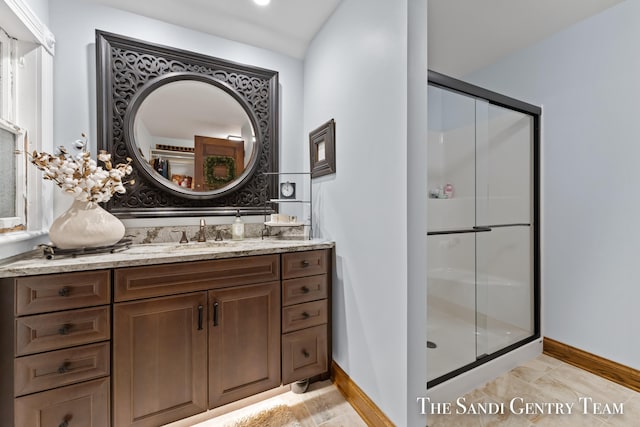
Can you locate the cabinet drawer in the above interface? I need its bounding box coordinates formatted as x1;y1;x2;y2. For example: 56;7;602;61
115;255;280;301
282;275;328;306
16;271;110;316
282;250;328;279
16;306;110;356
15;377;110;427
282;325;328;384
282;300;327;333
15;342;110;397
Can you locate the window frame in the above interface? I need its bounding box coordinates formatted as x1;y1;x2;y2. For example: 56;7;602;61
0;0;54;259
0;121;26;231
0;28;15;121
0;28;26;232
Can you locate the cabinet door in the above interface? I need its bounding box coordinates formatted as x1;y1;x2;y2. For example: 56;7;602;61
113;292;207;427
209;282;280;408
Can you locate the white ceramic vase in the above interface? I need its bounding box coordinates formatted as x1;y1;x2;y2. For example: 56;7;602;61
49;199;125;249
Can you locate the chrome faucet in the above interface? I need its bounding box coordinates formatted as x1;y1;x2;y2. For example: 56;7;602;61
197;219;207;242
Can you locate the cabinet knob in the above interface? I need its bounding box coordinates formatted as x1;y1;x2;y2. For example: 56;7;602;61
58;324;72;335
58;362;71;374
59;414;72;427
301;260;310;267
302;349;310;358
301;311;311;319
58;286;70;297
301;286;310;294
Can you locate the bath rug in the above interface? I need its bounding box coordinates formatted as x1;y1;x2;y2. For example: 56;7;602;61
231;404;301;427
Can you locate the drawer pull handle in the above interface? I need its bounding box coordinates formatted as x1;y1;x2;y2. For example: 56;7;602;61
58;362;71;374
302;349;310;358
58;286;71;297
301;286;310;294
59;414;72;427
301;260;310;267
197;305;204;330
58;324;72;335
213;302;219;327
301;311;311;319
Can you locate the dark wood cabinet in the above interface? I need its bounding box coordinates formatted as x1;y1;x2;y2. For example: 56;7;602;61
282;249;328;279
14;342;110;397
1;247;332;427
112;254;284;424
113;255;279;302
1;270;112;427
14;378;110;427
281;251;330;385
15;306;110;356
208;282;281;408
15;270;110;315
112;292;208;427
282;325;328;384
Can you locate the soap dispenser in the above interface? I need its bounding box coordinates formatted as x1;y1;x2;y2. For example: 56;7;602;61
231;210;245;241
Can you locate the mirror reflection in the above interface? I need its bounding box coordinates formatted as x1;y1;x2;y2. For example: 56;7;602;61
133;80;256;191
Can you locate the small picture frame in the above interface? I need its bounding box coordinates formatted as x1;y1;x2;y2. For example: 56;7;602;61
309;119;336;178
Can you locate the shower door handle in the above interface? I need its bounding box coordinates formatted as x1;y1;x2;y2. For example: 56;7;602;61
477;223;530;229
427;226;492;236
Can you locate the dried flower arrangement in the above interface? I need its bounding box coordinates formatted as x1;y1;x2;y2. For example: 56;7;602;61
29;133;134;204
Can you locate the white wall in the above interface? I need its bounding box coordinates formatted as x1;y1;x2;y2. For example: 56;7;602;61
304;0;428;424
406;0;428;425
466;0;639;370
24;0;49;27
49;0;304;220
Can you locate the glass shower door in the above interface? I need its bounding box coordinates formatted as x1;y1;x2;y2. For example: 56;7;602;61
427;86;479;382
427;81;537;386
475;103;535;357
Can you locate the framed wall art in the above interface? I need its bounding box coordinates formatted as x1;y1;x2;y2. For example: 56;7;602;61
309;119;336;178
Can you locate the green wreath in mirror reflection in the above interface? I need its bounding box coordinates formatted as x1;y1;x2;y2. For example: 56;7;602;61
204;156;236;186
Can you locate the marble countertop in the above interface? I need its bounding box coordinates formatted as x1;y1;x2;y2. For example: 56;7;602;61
0;238;335;278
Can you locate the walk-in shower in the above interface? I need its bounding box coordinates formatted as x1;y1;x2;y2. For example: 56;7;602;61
426;71;540;389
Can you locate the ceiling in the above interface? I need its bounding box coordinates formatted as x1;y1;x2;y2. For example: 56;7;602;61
85;0;623;71
137;80;252;141
428;0;625;77
82;0;342;59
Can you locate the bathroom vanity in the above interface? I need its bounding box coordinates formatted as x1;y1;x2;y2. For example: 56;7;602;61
0;240;333;427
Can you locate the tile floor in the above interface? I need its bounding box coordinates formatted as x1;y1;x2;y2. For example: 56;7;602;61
188;380;368;427
174;354;639;426
427;354;640;426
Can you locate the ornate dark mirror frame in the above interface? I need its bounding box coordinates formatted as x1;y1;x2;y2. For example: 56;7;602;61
96;30;279;218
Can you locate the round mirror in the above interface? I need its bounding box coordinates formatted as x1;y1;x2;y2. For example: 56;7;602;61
124;72;261;199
